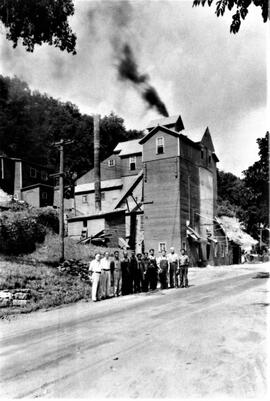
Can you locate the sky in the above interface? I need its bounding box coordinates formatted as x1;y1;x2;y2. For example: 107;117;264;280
0;0;267;177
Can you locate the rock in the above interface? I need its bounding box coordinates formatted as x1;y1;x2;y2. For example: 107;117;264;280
0;291;13;299
13;299;29;307
14;292;30;300
0;298;11;307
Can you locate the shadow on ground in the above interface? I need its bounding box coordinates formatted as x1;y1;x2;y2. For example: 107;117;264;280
252;272;269;279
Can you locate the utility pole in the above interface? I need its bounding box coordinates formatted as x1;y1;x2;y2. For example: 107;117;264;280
94;114;101;212
51;139;74;262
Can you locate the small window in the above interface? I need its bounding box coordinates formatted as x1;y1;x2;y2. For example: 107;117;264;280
0;158;4;179
41;191;47;200
201;149;204;159
208;154;211;164
156;137;164;154
159;242;166;252
41;170;48;181
108;159;115;167
221;244;225;257
129;156;136;171
42;171;48;181
82;195;88;203
30;167;37;178
101;192;105;200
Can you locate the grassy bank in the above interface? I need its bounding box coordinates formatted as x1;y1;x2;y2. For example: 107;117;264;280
0;260;92;318
26;233;121;264
0;234;124;318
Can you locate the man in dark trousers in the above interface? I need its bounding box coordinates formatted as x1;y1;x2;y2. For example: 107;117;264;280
121;250;131;295
157;249;169;289
179;248;190;288
136;253;145;292
110;250;121;297
142;252;150;292
130;250;140;293
148;248;158;290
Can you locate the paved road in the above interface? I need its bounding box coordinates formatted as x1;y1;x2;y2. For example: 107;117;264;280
0;264;269;398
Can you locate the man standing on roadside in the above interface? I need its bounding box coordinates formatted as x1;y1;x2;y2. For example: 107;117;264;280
157;249;169;289
137;253;145;292
142;252;150;292
121;250;131;295
179;248;190;288
89;253;102;302
111;250;121;297
167;247;179;288
101;251;111;299
130;251;139;293
148;249;158;290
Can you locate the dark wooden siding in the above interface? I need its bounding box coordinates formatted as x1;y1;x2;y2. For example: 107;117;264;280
77;154;122;184
120;154;143;177
144;157;181;252
143;130;179;162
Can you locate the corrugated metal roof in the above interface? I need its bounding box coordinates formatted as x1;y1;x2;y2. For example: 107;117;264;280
113;139;142;156
75;178;123;194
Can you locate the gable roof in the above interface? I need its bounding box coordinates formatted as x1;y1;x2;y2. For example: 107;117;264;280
146;115;185;132
113;138;142;157
201;127;215;152
139;125;180;144
75;178;123;194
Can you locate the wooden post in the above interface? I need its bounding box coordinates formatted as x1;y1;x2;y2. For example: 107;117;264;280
94;114;101;212
59;139;65;262
51;139;74;263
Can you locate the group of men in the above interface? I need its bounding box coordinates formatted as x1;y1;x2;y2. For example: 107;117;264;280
89;247;190;302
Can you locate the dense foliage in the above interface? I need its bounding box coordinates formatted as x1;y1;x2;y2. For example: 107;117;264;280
0;207;59;255
193;0;268;33
217;132;269;239
0;75;143;184
0;0;76;53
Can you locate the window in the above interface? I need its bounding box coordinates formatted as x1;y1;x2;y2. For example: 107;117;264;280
156;137;164;154
214;243;218;258
30;167;37;178
41;170;48;181
41;191;47;200
129;156;136;171
201;149;204;159
82;195;88;203
208;153;212;164
159;242;166;252
101;192;105;200
221;244;225;257
108;159;115;167
0;158;4;179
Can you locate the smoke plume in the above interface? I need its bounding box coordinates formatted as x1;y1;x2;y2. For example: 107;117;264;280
118;43;169;117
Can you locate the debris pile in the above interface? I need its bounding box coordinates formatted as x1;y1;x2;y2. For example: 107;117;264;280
0;289;31;308
57;259;90;281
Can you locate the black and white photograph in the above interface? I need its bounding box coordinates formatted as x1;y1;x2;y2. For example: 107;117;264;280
0;0;269;398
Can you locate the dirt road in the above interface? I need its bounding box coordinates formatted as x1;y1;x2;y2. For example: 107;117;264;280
0;263;269;398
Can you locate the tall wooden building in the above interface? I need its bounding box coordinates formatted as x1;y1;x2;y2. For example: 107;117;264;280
69;114;240;265
140;115;219;265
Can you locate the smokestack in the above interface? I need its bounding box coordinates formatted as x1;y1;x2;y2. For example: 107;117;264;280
94;114;101;212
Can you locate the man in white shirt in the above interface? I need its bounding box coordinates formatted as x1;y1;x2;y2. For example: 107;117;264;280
89;253;102;302
167;247;179;288
101;251;111;299
157;249;169;289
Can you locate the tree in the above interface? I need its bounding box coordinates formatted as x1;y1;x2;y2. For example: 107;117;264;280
0;0;76;54
0;75;144;186
193;0;268;33
241;132;269;237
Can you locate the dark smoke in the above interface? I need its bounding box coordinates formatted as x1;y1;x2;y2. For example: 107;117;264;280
118;44;169;117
